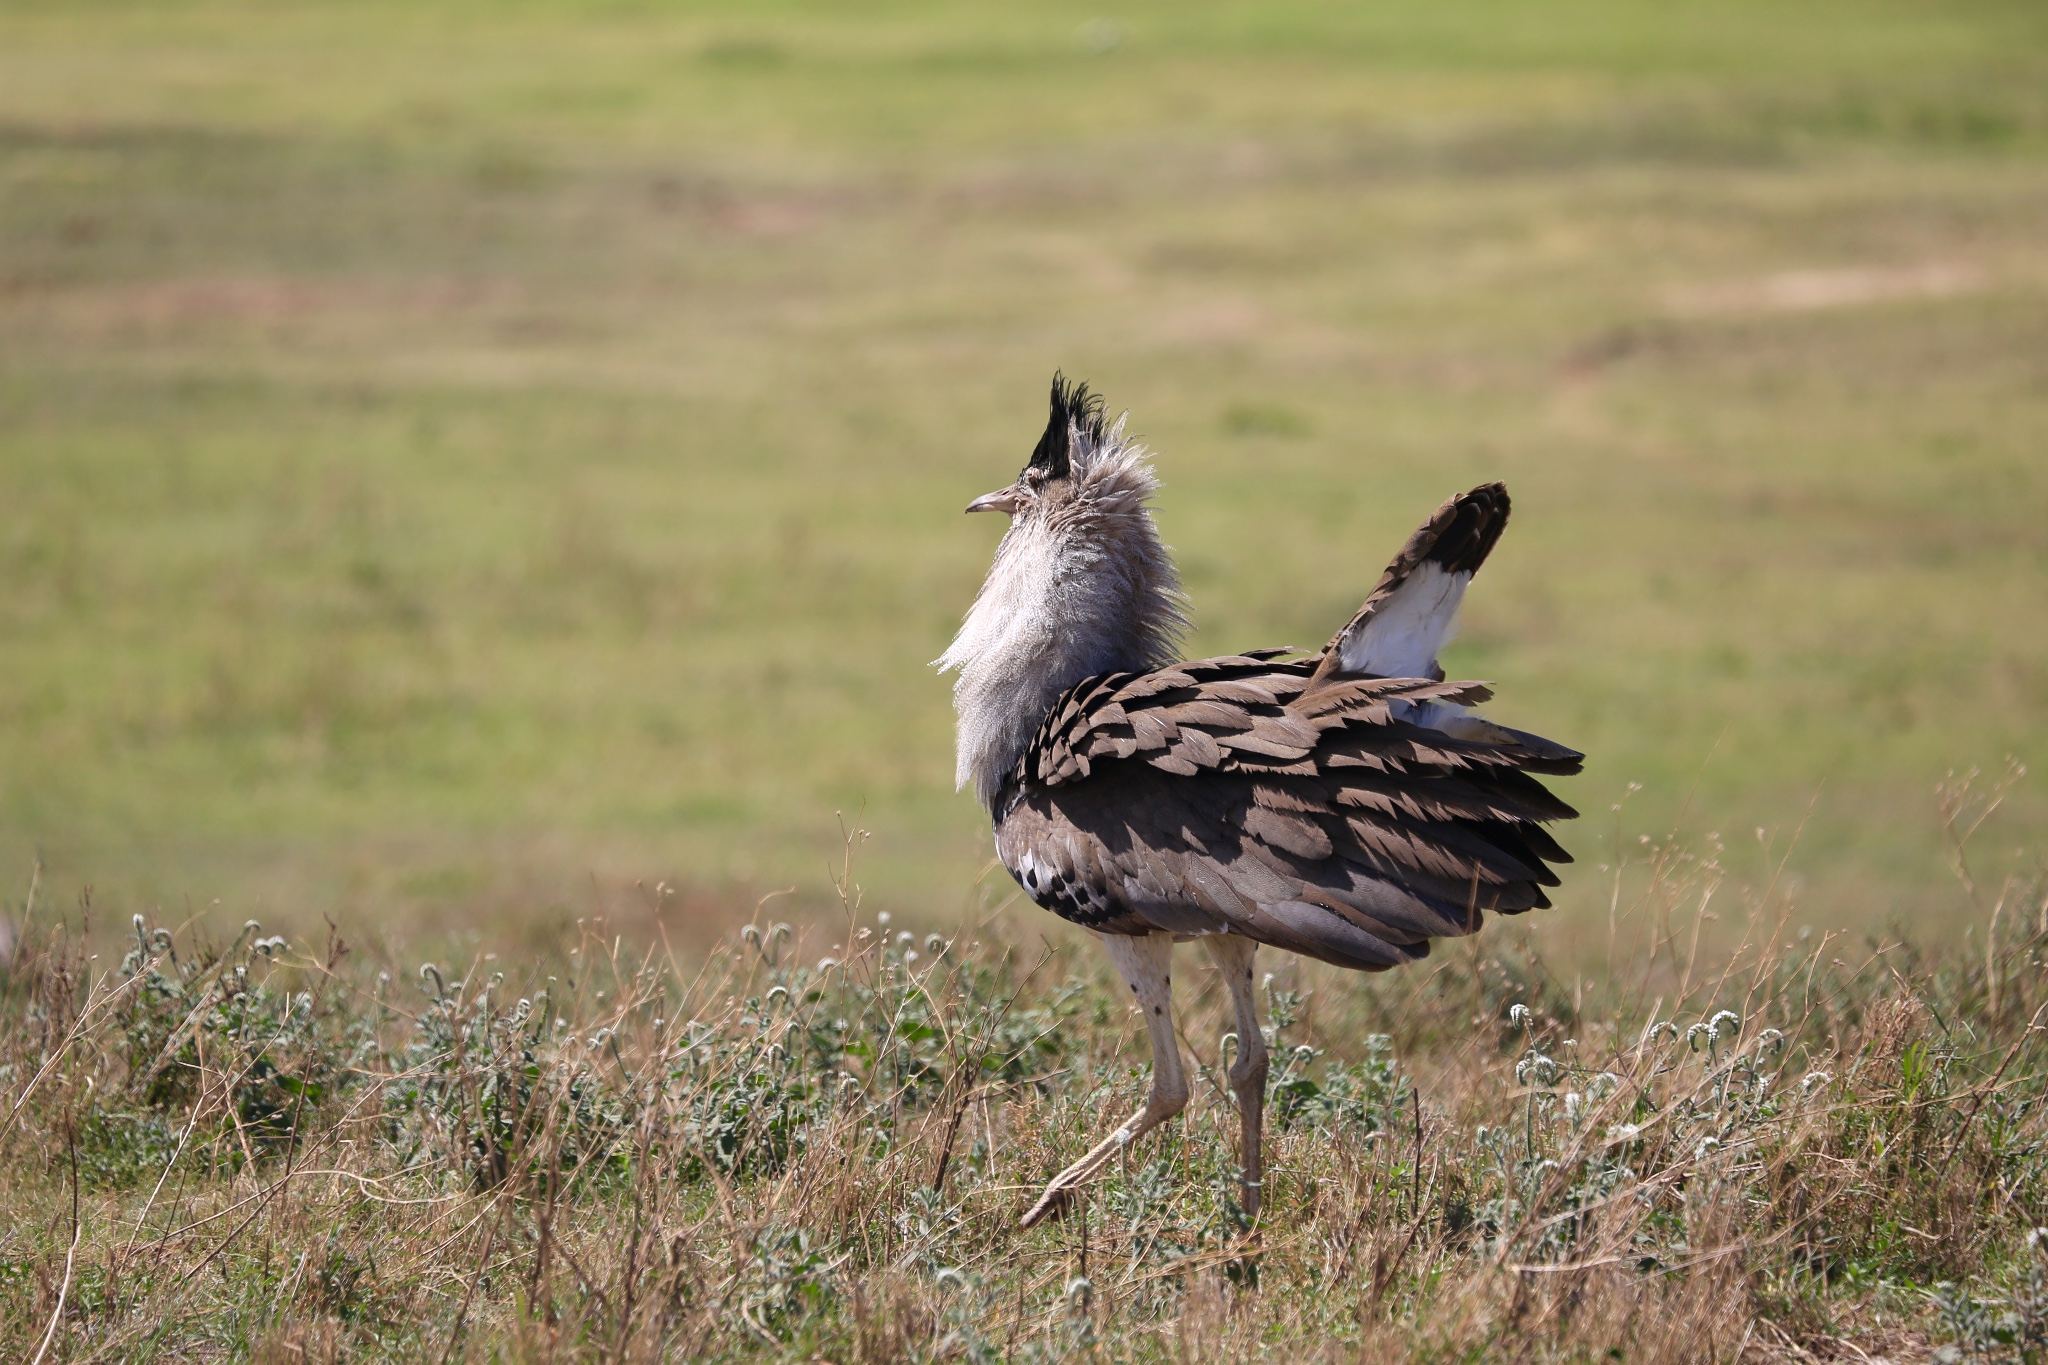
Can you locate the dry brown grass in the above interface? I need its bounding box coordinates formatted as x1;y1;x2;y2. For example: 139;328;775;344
3;787;2046;1361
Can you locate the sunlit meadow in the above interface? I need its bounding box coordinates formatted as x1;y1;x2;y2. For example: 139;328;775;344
2;0;2047;1357
1;0;2043;940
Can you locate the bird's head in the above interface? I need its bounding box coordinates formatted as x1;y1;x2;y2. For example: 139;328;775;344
940;374;1187;805
955;373;1183;663
963;373;1120;525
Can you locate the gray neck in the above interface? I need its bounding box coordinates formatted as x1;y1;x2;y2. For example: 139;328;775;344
937;446;1185;809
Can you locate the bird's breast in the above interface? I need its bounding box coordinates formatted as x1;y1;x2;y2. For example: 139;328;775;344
993;805;1130;930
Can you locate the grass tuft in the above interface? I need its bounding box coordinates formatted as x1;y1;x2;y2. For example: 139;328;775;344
3;800;2047;1360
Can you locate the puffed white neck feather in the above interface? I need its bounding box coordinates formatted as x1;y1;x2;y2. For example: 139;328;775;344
937;416;1187;809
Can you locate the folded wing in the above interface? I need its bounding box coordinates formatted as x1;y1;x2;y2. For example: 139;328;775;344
996;653;1581;972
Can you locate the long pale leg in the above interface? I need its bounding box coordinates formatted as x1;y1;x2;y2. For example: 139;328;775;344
1020;931;1186;1229
1204;934;1269;1220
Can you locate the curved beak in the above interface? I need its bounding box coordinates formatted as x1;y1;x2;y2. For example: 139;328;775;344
964;486;1024;515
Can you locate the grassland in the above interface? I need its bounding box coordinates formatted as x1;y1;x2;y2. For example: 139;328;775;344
8;7;2048;1356
4;789;2048;1361
0;0;2044;944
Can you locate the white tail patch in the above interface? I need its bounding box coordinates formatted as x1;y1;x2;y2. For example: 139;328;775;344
1335;562;1469;680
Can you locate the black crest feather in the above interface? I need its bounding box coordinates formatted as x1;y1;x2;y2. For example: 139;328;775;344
1028;373;1107;481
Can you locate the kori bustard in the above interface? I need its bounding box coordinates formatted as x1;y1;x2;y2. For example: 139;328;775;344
939;376;1583;1229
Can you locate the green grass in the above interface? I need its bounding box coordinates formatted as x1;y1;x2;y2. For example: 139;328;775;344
1;0;2046;939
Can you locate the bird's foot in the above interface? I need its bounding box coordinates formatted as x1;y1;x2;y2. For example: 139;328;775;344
1019;1180;1078;1228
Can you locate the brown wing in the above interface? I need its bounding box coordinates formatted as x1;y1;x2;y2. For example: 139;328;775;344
1307;483;1512;688
995;654;1580;972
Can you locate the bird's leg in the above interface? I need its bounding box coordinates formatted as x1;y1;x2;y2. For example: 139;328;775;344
1204;934;1268;1221
1020;932;1186;1229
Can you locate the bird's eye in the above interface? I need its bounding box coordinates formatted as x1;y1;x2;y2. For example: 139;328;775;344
1024;468;1045;487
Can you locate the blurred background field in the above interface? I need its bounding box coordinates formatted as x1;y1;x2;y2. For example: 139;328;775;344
1;0;2044;951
